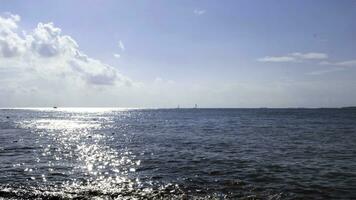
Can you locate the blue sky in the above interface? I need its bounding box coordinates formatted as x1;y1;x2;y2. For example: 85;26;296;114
0;0;356;107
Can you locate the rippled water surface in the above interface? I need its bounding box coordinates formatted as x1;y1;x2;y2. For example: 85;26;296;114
0;108;356;199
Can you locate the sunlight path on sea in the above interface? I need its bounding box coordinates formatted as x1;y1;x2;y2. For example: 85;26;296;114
17;108;144;198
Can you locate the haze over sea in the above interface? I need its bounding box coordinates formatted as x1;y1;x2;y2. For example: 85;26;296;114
0;107;355;199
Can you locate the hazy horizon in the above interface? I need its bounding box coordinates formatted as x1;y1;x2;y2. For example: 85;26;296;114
1;106;355;109
1;0;356;108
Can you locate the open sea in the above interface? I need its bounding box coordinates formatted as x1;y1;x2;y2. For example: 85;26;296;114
0;108;355;199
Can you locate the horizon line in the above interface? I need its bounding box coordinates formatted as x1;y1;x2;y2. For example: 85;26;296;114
0;106;355;110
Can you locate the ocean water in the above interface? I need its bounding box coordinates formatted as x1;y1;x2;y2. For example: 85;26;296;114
0;108;356;199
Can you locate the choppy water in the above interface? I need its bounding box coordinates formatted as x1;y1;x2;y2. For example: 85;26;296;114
0;108;356;199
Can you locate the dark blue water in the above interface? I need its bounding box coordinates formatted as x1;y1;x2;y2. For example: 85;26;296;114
0;108;356;199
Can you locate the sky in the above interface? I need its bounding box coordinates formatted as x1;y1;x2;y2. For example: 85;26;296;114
0;0;356;108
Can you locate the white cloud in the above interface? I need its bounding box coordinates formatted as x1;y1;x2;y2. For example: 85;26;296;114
29;22;79;57
114;41;124;59
0;14;26;57
336;60;356;66
0;13;131;89
257;56;296;63
307;67;345;75
258;52;328;63
193;9;206;16
154;77;163;83
308;58;356;76
320;60;356;67
153;77;175;85
289;52;328;60
1;13;355;108
0;13;20;33
118;40;125;51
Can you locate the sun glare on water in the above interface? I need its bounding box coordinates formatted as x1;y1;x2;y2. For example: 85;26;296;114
15;109;145;197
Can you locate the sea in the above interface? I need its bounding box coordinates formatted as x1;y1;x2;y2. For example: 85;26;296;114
0;108;355;199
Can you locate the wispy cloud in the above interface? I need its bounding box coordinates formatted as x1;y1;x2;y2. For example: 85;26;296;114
118;40;125;51
257;56;297;63
113;40;125;58
307;67;345;75
308;59;356;76
289;52;328;60
319;60;356;67
258;52;328;63
193;9;206;16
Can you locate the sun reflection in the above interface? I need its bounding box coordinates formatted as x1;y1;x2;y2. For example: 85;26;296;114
17;110;142;196
34;119;100;130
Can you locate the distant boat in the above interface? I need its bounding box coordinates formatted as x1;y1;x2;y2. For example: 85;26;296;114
177;105;180;109
194;104;198;109
53;106;58;109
